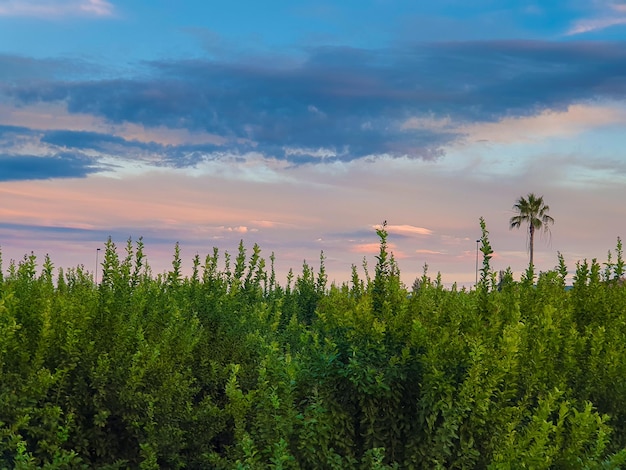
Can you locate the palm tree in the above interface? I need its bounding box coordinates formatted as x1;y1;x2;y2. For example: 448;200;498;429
509;193;554;268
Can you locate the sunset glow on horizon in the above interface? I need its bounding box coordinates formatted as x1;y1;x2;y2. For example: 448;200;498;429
1;1;626;286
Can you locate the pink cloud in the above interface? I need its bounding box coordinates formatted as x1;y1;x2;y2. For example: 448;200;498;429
415;249;445;255
248;220;298;229
251;220;277;228
388;224;433;236
458;104;626;144
351;242;382;254
0;103;224;147
351;242;404;257
226;226;249;234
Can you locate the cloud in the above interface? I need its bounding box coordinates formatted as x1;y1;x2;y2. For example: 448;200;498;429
0;0;114;18
377;224;433;237
223;226;249;234
351;242;399;254
0;125;227;174
250;220;287;229
41;129;134;150
458;104;626;144
415;249;445;255
402;116;453;131
4;40;626;170
0;152;99;181
0;119;298;183
1;47;462;161
567;17;626;35
566;1;626;35
0;101;227;151
37;129;222;168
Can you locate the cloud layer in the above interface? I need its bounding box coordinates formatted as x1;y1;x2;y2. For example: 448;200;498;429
2;40;626;181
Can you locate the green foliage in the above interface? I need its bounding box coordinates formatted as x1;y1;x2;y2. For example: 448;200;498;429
0;231;625;468
615;237;625;280
478;217;494;289
557;251;568;285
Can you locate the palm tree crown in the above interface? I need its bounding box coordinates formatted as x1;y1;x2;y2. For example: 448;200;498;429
509;193;554;267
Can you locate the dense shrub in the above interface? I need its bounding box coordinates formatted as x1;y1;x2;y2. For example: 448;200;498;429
0;231;625;468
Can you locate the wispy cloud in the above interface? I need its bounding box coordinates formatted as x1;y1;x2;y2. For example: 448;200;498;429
0;0;114;18
567;17;626;35
458;104;626;144
415;249;445;255
379;224;433;237
566;1;626;35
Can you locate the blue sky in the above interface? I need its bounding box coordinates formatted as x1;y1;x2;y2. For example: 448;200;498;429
1;0;626;285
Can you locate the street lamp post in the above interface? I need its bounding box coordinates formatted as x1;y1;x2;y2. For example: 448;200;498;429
475;239;480;286
95;248;101;285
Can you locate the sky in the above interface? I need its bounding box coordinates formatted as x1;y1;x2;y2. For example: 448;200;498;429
1;0;626;287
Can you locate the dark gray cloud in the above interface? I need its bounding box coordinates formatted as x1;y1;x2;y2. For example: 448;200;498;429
0;152;99;181
42;130;132;149
40;129;223;167
5;40;626;164
0;126;226;178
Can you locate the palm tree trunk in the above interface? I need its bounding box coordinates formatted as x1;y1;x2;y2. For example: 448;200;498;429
529;224;534;267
